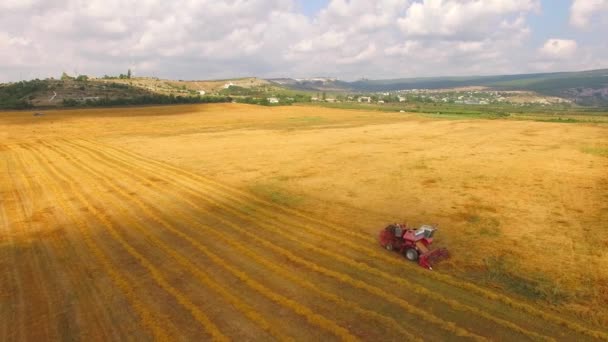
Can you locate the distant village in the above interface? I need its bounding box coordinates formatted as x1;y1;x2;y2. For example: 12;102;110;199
308;88;572;106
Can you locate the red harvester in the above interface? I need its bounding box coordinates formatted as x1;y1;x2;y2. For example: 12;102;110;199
379;223;449;270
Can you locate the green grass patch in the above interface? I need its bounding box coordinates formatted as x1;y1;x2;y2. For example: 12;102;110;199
249;182;303;207
287;116;325;124
479;225;501;237
298;102;608;124
461;215;502;236
581;146;608;157
536;117;580;123
483;256;570;304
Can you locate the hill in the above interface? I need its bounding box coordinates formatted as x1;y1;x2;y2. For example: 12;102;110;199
2;69;608;109
0;77;245;109
270;69;608;106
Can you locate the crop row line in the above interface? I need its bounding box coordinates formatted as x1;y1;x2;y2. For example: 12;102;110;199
75;138;608;341
78;138;370;241
55;141;423;341
20;144;186;342
59;140;487;341
6;150;57;340
20;144;188;339
41;141;355;341
37;144;295;342
0;156;26;342
32;143;233;341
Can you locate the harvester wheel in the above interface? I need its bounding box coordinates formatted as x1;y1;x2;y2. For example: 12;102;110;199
404;248;419;261
385;243;394;251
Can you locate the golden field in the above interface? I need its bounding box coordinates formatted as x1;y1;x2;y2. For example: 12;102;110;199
1;103;607;341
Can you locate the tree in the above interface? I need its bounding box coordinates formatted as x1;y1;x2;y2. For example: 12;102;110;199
127;69;132;79
322;92;326;100
61;72;74;81
76;75;89;81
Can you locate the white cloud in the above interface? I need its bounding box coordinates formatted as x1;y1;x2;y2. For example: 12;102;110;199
0;0;40;11
539;39;578;59
384;41;421;56
290;31;346;53
0;0;604;82
397;0;539;39
337;44;377;64
570;0;608;28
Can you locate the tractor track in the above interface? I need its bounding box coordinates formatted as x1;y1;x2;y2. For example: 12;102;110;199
0;158;26;342
5;151;57;341
13;146;136;341
26;144;231;342
17;144;187;341
55;140;549;341
34;142;322;342
17;145;174;341
75;138;608;341
11;149;91;341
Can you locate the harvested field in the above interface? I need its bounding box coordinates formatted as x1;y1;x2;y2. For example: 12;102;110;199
1;103;607;340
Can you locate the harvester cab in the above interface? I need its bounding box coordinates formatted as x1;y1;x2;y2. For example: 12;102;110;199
379;223;449;270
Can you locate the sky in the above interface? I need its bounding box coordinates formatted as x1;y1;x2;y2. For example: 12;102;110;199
1;0;607;82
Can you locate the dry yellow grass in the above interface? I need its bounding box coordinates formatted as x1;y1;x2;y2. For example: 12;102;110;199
1;103;607;340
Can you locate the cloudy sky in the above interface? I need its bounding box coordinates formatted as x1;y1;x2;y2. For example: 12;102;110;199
1;0;607;82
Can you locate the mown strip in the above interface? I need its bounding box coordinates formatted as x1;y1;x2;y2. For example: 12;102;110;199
39;144;293;341
24;144;189;342
5;151;57;340
50;141;358;342
56;141;422;341
33;143;231;342
78;138;370;241
0;155;27;342
15;145;153;341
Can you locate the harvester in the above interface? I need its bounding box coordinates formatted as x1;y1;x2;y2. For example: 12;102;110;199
379;223;449;270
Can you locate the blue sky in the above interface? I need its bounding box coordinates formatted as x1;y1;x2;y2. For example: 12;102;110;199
298;0;329;16
0;0;606;82
530;0;571;41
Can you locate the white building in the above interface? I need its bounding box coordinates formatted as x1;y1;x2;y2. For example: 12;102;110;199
358;96;371;103
267;97;279;104
198;90;206;95
398;96;406;102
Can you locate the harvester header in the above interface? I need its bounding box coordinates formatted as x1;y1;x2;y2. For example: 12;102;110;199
379;223;449;270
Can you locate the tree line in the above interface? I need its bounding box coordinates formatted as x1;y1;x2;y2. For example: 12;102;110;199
63;94;232;107
0;79;48;109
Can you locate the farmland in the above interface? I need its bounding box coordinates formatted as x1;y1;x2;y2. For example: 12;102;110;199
1;103;607;340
